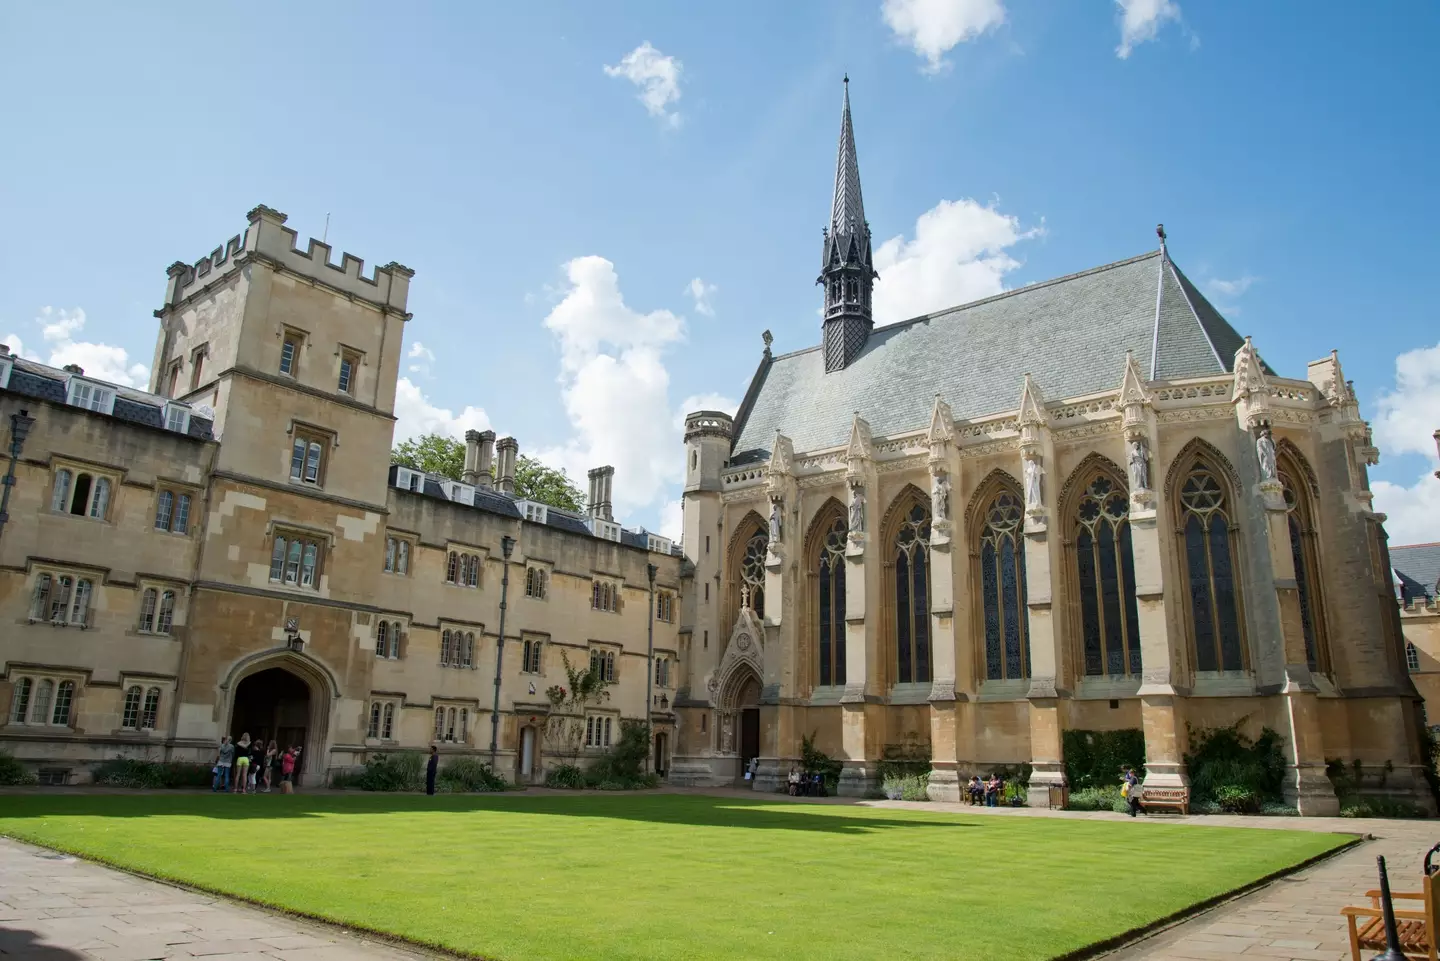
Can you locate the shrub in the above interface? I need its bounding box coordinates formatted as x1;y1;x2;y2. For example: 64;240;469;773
437;757;508;793
1184;723;1286;806
583;719;653;789
877;743;931;782
881;773;930;801
544;763;586;789
1063;729;1145;791
1341;797;1430;819
91;757;212;789
1002;781;1028;806
1066;786;1125;813
801;733;844;795
0;749;37;786
352;751;424;792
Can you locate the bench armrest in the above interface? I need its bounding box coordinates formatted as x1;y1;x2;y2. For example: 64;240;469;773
1341;906;1429;921
1362;890;1425;900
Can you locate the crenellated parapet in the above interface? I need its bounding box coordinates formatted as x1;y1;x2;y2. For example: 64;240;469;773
160;205;414;316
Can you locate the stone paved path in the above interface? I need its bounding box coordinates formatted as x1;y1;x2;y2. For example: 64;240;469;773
1;792;1436;961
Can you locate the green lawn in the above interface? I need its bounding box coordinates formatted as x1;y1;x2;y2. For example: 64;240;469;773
0;793;1350;961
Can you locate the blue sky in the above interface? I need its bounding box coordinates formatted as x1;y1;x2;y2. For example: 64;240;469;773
2;1;1437;542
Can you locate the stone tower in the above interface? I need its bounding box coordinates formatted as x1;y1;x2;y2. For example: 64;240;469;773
818;77;877;373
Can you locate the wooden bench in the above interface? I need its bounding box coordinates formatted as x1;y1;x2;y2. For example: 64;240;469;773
1341;868;1438;961
1137;786;1189;815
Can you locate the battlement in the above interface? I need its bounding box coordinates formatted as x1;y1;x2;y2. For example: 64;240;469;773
1402;597;1439;616
684;410;734;442
161;205;414;315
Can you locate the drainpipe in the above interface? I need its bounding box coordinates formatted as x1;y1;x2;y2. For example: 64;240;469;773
646;562;657;775
489;534;516;770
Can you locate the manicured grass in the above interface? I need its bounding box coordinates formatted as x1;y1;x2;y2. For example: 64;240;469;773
0;793;1349;961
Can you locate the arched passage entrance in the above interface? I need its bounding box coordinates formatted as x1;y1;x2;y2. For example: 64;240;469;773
716;662;762;786
224;653;334;787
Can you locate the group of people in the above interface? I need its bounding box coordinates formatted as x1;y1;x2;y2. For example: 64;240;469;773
785;767;827;797
965;774;1011;806
212;734;300;794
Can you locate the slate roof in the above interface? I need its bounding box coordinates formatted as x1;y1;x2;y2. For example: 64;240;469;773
386;465;680;554
1;354;215;441
1394;543;1440;604
731;249;1256;462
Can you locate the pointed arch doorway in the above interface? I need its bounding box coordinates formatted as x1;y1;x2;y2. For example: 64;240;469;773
224;652;335;787
716;664;762;787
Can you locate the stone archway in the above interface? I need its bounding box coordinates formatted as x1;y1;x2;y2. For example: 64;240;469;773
222;651;335;787
716;662;762;786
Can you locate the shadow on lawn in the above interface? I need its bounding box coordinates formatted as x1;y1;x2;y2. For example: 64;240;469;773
0;792;974;835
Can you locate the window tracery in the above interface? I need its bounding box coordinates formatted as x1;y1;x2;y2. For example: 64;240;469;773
892;500;931;685
816;513;847;687
979;490;1029;681
1073;474;1141;677
1178;459;1245;672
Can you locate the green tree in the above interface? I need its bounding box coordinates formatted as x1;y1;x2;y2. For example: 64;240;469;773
390;433;585;513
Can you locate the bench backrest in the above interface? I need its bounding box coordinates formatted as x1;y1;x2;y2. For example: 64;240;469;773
1144;788;1188;800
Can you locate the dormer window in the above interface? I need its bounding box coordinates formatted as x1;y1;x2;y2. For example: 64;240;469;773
164;403;191;434
447;481;476;503
647;534;673;554
66;377;116;415
520;501;548;524
588;518;621;543
0;355;12;390
394;467;423;492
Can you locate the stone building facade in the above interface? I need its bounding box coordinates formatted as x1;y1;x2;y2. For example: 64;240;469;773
0;206;684;784
1395;541;1440;723
671;83;1431;814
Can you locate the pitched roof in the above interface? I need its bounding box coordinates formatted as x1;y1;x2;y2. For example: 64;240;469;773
731;249;1252;461
1;354;215;441
1394;543;1440;604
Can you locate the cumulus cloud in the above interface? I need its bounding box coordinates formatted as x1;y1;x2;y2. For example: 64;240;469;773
686;277;717;317
392;377;491;443
871;197;1042;325
604;42;683;127
9;307;151;388
1371;340;1440;545
1115;0;1182;59
882;0;1006;73
1205;275;1258;299
407;340;436;377
533;256;735;526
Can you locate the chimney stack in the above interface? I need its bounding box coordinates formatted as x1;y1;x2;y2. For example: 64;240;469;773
63;364;85;376
0;344;10;357
587;465;615;521
475;430;496;489
462;430;481;486
496;436;519;495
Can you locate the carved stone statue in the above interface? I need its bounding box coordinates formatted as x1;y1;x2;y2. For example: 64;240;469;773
1127;436;1151;491
931;469;950;521
768;498;783;543
848;482;866;533
1023;455;1043;510
1256;428;1277;483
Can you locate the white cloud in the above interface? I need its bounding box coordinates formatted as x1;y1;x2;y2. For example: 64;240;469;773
871;197;1042;325
533;256;734;527
1370;340;1440;545
1115;0;1182;59
1205;275;1258;299
604;42;683;128
882;0;1006;73
20;307;150;388
392;377;491;443
1;333;23;357
658;498;684;541
407;340;436;376
686;277;717;317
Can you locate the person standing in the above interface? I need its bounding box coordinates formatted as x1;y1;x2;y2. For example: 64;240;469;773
262;740;278;793
280;746;296;794
426;745;439;796
247;737;265;793
234;734;251;793
213;736;234;793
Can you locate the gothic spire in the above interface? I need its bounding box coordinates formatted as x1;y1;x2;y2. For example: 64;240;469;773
818;76;877;374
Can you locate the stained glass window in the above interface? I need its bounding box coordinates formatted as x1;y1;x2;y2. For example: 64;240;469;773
893;501;932;684
979;491;1028;680
1179;461;1245;672
1281;467;1328;674
1074;475;1142;676
816;514;847;687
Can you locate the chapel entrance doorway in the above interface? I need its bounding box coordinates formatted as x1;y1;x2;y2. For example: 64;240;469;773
734;674;761;787
653;731;669;778
231;667;311;780
519;726;537;782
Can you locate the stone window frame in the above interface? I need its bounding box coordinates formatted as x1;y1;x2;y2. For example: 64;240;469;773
374;618;407;660
383;533;415;576
188;343;209;392
445;544;484;588
653;653;674;689
964;471;1030;688
266;523;332;592
525;566;549;600
165;359;183;398
366;696;401;742
1407;641;1422;673
880;483;935;690
588;643;619;683
28;565;99;628
1276;442;1333;677
7;671;83;729
49;459;119;523
152;481;198;536
439;625;479;670
136;580;182;636
1058;455;1142;681
591;578;623;613
802;498;849;694
119;680;165;732
287;421;334;488
654;590;676;624
583;712;616;750
278;326;307;378
336;344;364;396
520;634;545;675
432;702;472;744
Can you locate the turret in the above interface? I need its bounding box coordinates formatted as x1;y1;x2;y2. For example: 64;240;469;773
684;411;733;493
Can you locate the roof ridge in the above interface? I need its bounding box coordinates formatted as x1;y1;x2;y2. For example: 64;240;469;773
1394;542;1440;550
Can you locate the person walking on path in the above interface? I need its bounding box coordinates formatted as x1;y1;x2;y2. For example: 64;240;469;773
234;734;251;793
213;736;234;793
1122;767;1143;817
426;745;439;796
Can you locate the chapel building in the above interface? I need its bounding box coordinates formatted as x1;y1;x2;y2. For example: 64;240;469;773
0;206;685;784
672;81;1430;814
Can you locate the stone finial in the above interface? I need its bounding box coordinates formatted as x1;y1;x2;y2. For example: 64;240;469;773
768;432;794;476
1017;373;1047;428
1118;350;1152;409
762;330;773;353
1231;336;1269;401
845;413;873;462
927;394;954;447
246;204;289;225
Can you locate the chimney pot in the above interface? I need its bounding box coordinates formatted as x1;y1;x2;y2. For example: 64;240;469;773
497;436;519;495
63;364;85;376
476;430;496;489
461;429;481;485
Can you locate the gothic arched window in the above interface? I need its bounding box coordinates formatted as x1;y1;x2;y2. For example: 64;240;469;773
815;513;847;688
376;621;389;659
893;501;932;685
742;530;767;618
1280;457;1329;675
1177;458;1245;672
979;490;1029;681
1073;474;1141;676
